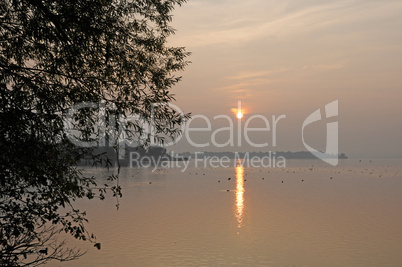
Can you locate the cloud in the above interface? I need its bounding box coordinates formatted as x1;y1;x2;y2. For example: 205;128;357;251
227;68;291;80
214;67;292;93
171;0;402;47
313;64;345;71
216;81;270;92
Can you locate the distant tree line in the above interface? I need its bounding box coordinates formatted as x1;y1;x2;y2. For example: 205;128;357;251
178;151;347;159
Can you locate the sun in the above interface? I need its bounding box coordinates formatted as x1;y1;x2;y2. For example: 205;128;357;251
231;100;246;119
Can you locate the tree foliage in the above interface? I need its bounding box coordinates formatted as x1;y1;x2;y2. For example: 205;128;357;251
0;0;189;265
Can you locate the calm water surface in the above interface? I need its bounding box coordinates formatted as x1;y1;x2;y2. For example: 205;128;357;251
51;159;402;267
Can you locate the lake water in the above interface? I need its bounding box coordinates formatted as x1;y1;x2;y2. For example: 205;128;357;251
50;159;402;267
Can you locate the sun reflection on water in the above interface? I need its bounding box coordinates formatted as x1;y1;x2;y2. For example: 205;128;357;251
235;164;245;228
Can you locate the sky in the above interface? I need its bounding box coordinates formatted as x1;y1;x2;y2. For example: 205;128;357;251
165;0;402;158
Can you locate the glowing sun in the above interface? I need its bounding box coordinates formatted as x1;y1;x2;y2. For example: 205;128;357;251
231;100;246;119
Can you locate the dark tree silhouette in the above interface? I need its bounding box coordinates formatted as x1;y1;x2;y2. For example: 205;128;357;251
0;0;189;265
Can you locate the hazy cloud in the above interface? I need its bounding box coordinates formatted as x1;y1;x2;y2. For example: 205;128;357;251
172;0;402;47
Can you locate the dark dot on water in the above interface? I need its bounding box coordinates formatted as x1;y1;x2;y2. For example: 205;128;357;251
227;189;230;192
262;178;264;180
302;180;304;182
244;179;247;182
228;178;231;180
149;182;152;184
281;181;284;183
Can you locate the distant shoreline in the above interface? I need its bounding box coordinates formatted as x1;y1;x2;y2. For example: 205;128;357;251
77;146;347;168
176;151;347;160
